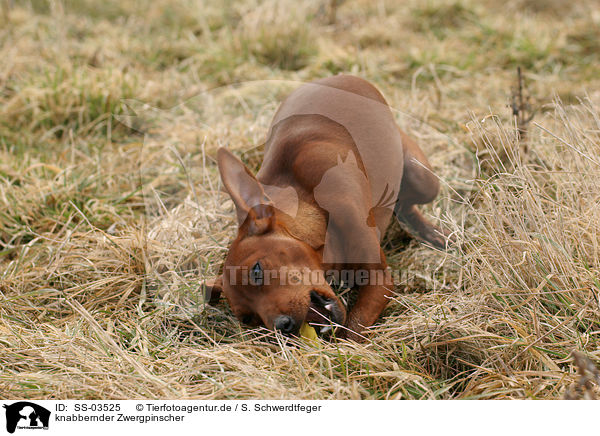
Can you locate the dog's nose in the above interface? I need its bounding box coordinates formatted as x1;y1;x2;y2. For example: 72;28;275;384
274;315;296;334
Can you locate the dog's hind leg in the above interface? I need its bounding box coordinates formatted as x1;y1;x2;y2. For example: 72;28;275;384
394;204;448;249
394;131;450;249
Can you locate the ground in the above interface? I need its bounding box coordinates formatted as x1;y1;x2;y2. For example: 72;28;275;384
1;0;600;399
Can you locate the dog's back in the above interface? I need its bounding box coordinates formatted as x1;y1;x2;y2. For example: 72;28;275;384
258;75;404;237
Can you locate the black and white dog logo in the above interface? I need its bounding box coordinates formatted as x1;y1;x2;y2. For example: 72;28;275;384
2;402;50;434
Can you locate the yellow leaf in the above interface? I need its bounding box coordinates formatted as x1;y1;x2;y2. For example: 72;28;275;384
299;322;318;343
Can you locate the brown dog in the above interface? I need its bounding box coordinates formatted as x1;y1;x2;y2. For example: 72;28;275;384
204;75;447;341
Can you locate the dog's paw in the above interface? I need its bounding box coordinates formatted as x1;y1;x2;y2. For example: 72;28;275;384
341;329;366;343
337;323;367;343
201;277;223;305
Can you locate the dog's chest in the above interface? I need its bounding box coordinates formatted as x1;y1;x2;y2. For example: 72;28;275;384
279;196;328;250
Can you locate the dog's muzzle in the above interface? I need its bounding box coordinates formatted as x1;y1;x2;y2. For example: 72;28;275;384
305;290;346;335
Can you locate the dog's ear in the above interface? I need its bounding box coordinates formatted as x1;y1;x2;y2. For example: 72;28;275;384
217;148;274;233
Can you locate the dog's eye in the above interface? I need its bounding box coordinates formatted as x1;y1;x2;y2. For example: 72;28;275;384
250;261;263;286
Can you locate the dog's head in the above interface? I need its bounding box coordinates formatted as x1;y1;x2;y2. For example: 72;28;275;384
212;148;346;336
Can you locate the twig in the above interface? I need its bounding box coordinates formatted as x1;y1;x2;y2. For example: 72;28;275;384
511;67;536;146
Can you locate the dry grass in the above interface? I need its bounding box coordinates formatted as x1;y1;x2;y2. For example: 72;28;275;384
1;0;600;399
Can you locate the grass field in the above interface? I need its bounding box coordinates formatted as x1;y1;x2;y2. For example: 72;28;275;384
1;0;600;399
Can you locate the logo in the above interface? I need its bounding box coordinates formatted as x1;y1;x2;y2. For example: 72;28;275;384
2;402;50;434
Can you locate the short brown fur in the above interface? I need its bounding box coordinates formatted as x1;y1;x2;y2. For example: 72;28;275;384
205;75;448;341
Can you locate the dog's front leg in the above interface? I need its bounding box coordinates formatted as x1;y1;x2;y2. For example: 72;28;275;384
342;266;394;341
